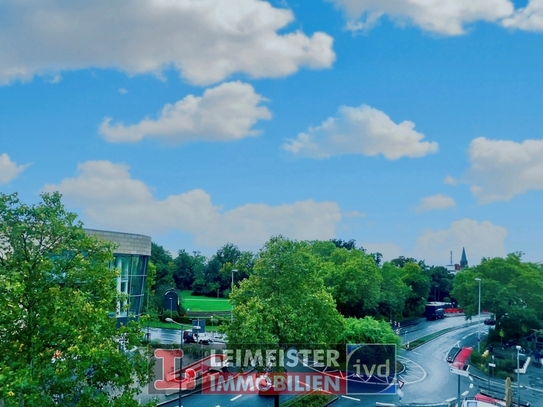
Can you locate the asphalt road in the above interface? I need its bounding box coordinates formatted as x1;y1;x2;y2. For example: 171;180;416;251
155;315;484;407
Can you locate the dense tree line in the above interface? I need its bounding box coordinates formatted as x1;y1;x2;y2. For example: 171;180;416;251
451;252;543;341
147;237;455;322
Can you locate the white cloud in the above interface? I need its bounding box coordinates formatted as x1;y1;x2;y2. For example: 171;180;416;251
283;104;438;160
43;161;343;249
502;0;543;31
118;88;127;95
415;194;456;212
0;153;30;183
99;82;271;144
361;242;403;261
343;210;366;218
0;0;334;86
413;218;508;266
444;175;458;186
462;137;543;203
327;0;514;35
48;74;62;84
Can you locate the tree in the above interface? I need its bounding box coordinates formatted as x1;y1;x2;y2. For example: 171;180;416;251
0;192;153;407
451;253;543;339
173;249;205;291
390;256;426;269
227;236;344;348
376;262;410;321
320;246;382;318
190;244;254;297
400;262;430;317
338;317;401;346
427;266;454;302
150;242;175;289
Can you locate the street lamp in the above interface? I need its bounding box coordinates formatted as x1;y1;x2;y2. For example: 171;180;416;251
231;269;238;322
165;317;183;407
475;278;482;352
516;345;521;407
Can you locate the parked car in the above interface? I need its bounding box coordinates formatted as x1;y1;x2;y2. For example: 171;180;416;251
183;331;214;344
484;318;496;325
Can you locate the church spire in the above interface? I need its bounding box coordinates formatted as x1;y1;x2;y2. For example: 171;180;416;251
460;247;468;269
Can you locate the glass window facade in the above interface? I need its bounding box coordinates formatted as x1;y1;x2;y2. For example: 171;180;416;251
110;254;148;323
85;229;151;325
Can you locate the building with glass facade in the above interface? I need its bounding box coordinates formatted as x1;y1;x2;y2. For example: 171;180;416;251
84;229;151;325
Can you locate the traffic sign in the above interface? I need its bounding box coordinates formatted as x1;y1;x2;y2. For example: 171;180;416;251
450;367;469;377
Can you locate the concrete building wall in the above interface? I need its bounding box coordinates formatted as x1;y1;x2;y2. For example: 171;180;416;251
85;229;151;256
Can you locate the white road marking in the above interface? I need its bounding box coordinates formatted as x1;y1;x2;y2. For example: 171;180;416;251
341;395;361;401
397;355;427;385
446;397;456;402
462;390;469;396
230;394;243;401
462;332;475;339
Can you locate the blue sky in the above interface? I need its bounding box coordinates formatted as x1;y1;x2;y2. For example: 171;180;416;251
1;0;542;266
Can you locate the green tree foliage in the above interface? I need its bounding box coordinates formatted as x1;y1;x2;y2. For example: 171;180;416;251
190;243;254;297
427;266;454;302
451;253;543;339
377;262;410;321
0;192;153;407
400;262;430;317
174;249;205;291
227;236;344;348
150;242;174;286
338;317;401;346
319;245;383;318
149;243;175;310
142;261;157;315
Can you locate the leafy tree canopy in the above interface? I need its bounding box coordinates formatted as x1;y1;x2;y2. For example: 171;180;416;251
0;192;153;407
227;236;344;351
338;317;401;346
316;246;383;318
451;253;543;338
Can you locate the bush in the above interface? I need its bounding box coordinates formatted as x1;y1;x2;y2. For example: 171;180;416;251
281;392;336;407
497;359;516;374
470;350;482;366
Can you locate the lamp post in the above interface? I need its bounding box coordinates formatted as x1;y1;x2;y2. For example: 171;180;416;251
516;345;521;407
166;317;183;407
231;269;238;322
475;278;482;353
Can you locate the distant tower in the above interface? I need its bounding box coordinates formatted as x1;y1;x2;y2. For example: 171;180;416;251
460;247;468;269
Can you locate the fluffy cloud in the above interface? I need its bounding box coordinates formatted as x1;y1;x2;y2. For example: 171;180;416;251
283;104;438;160
502;0;543;31
462;137;543;203
99;82;271;144
327;0;514;35
43;161;342;248
0;0;334;86
0;153;29;183
361;242;403;261
413;218;508;265
415;194;456;212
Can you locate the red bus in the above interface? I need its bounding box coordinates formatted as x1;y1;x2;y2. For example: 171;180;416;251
451;346;473;370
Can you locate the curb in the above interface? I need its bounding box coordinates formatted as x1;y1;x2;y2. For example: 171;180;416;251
405;321;478;351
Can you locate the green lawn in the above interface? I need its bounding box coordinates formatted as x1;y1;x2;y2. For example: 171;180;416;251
180;290;231;312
